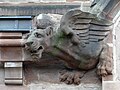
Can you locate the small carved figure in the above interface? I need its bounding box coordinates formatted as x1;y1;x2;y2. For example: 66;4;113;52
24;9;113;85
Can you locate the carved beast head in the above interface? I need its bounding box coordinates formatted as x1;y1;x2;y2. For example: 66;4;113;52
25;26;53;60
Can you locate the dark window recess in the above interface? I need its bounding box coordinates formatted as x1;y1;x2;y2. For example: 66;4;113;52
0;16;32;31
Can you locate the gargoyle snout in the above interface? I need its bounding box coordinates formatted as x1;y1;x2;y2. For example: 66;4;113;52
25;41;33;47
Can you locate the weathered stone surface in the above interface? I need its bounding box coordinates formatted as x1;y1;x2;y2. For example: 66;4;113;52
5;80;23;85
4;62;23;85
23;62;100;84
115;20;120;81
5;67;22;78
0;67;4;85
5;62;22;67
0;39;24;46
0;3;81;16
103;81;120;90
0;32;22;39
90;0;120;20
0;85;28;90
0;1;118;89
29;83;101;90
25;9;113;85
102;75;113;81
0;47;23;61
0;0;89;2
103;0;120;20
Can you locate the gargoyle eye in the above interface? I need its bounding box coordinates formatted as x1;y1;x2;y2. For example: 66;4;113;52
34;32;42;38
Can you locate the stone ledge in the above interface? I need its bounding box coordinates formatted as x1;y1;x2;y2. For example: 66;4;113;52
0;39;24;46
0;83;101;90
29;83;101;90
0;85;28;90
0;33;22;39
103;81;120;90
0;3;81;15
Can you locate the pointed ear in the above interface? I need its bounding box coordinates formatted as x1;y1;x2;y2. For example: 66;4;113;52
45;26;53;36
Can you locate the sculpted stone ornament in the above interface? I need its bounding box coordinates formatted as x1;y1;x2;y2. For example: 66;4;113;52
24;9;113;85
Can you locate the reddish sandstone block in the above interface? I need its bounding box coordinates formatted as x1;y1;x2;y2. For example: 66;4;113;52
102;75;113;81
0;39;24;47
0;47;23;61
0;32;22;39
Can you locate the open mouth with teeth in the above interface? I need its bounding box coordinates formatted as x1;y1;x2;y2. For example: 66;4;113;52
29;45;44;60
30;46;43;53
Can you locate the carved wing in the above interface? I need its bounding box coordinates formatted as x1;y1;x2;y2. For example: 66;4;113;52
60;9;113;43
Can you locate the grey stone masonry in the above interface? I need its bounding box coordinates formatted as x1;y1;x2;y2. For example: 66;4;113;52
115;20;120;81
0;3;81;16
29;83;101;90
103;81;120;90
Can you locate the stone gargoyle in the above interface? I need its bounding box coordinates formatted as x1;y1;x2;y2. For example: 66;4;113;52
24;9;113;85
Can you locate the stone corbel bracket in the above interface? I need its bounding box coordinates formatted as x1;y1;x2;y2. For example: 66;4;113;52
4;62;23;85
0;32;23;85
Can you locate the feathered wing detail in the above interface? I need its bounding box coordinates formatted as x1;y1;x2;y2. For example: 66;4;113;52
60;9;113;43
90;18;113;42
